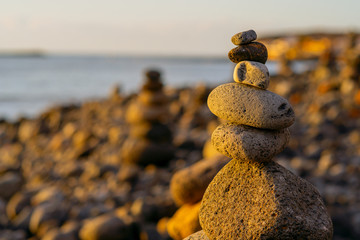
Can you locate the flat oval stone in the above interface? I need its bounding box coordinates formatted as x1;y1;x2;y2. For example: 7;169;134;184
228;42;268;64
211;123;290;162
207;83;295;129
199;160;333;240
233;61;269;89
231;30;257;45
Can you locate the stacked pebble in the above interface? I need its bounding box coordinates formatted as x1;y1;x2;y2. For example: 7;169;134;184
185;30;333;239
122;70;175;166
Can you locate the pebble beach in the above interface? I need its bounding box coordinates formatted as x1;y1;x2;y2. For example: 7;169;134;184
1;32;360;240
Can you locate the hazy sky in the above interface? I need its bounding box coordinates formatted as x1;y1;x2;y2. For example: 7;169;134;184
1;0;360;56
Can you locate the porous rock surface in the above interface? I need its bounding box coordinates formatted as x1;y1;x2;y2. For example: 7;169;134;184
199;159;333;240
233;61;270;89
211;123;290;162
207;83;295;129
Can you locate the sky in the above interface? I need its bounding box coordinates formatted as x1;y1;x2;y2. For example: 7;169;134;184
1;0;360;56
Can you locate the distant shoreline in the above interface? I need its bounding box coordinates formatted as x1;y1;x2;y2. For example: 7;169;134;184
0;50;45;58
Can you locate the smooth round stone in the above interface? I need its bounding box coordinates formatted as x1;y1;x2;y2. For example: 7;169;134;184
231;30;257;45
228;42;268;64
207;83;295;129
170;155;230;206
199;160;333;240
167;202;202;240
233;61;269;89
211;123;290;162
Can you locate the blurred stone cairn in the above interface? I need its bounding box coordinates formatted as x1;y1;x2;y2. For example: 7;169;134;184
122;69;175;166
184;30;333;239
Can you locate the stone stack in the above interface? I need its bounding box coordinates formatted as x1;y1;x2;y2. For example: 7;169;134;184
122;69;174;166
185;30;333;239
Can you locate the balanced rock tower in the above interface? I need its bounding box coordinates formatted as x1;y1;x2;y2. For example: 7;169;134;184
122;69;174;166
185;30;333;239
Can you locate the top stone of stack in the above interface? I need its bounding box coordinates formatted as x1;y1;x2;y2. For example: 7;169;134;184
231;29;257;45
142;69;163;92
228;29;268;64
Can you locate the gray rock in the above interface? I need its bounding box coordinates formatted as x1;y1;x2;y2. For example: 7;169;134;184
79;214;139;240
0;230;26;240
129;122;172;142
29;202;68;234
31;187;64;205
130;197;158;222
211;123;290;162
0;198;8;227
207;83;295;129
6;192;32;220
199;160;333;240
42;228;77;240
121;138;174;166
231;30;257;45
11;207;34;230
42;221;81;240
183;230;209;240
0;172;22;200
228;42;268;64
170;155;230;205
233;61;269;89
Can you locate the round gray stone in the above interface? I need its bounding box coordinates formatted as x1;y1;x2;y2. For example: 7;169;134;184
211;123;290;162
207;83;295;130
233;61;269;89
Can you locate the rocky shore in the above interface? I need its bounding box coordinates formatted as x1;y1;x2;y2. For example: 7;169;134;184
1;33;360;239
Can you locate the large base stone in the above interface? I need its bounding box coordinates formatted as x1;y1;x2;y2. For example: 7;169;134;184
199;159;333;240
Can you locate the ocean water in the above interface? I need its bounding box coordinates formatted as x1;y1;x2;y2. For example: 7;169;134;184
0;55;314;120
